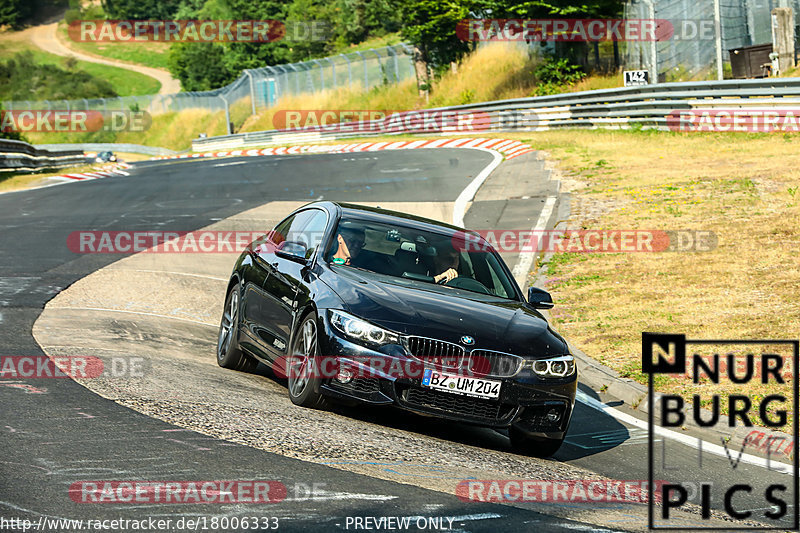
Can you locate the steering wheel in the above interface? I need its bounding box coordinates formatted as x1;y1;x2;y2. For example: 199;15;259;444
444;277;491;294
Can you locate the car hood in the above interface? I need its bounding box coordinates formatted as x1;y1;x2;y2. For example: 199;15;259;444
320;267;569;359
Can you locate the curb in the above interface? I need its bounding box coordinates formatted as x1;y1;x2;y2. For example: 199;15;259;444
55;162;132;182
148;138;535;162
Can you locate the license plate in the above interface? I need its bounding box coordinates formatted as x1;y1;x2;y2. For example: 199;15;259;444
421;368;501;399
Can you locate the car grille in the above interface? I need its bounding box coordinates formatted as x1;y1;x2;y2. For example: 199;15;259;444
401;386;516;423
406;336;523;378
406;336;464;372
469;350;524;378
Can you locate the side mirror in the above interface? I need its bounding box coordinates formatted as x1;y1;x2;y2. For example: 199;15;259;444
275;241;309;264
527;286;554;309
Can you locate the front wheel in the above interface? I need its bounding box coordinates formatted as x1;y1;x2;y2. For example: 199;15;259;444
287;314;327;409
217;282;257;372
509;426;564;457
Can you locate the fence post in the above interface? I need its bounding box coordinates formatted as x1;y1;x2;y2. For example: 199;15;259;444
354;51;366;89
386;46;399;82
245;70;257;116
340;54;352;88
220;95;232;134
372;49;383;84
312;59;324;90
643;0;658;83
329;57;336;89
714;0;724;80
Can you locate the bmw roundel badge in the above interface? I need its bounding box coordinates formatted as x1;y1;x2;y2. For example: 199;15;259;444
460;335;475;345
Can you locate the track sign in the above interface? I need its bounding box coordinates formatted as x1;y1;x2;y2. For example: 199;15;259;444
624;70;649;86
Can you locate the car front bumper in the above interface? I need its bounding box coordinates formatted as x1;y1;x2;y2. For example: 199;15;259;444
316;315;577;440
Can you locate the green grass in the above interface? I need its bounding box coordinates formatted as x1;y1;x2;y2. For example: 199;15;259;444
57;22;171;70
0;39;161;97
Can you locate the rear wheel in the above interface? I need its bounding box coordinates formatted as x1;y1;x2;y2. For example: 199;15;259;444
217;283;257;372
287;314;328;409
509;426;564;457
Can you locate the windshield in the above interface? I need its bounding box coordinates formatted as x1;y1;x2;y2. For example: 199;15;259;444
325;216;519;299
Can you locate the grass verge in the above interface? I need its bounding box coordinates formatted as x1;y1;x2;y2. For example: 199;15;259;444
0;32;161;96
56;21;171;70
524;129;799;425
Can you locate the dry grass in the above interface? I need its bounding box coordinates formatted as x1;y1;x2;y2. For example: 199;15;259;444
239;43;619;133
523;129;799;412
24;108;229;151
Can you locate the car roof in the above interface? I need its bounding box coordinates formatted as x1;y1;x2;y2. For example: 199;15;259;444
328;202;467;235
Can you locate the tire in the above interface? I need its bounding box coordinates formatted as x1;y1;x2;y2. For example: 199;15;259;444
509;426;564;457
287;313;328;409
217;282;258;372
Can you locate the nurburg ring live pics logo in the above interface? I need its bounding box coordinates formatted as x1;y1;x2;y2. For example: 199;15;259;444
643;332;799;530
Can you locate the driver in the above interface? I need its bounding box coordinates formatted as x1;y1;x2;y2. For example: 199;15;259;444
433;246;460;284
331;227;365;266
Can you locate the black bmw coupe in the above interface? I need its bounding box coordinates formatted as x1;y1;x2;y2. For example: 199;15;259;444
217;202;577;456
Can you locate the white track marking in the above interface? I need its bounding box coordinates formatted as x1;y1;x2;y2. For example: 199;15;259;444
510;196;557;282
452;148;504;227
576;389;792;474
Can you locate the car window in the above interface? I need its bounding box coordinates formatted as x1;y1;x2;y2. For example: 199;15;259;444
270;209;327;259
295;210;328;258
325;216;518;299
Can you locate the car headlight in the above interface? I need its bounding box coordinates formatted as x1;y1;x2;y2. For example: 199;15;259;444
328;310;400;347
528;355;576;378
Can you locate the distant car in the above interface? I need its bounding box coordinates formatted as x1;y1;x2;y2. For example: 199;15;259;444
95;151;117;163
216;202;577;456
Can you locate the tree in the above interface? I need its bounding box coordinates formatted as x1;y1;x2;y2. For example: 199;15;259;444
168;43;236;91
102;0;182;20
0;0;35;29
396;0;473;95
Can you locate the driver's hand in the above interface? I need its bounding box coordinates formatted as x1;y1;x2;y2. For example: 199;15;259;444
434;268;458;284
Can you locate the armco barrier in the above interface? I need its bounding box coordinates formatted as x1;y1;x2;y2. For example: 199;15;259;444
191;77;800;151
0;139;85;173
35;143;176;157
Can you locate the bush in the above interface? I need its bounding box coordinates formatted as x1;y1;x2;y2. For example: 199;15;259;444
534;57;586;86
531;57;586;97
0;52;118;101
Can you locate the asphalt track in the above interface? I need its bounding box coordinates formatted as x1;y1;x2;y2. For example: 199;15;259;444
0;149;793;532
